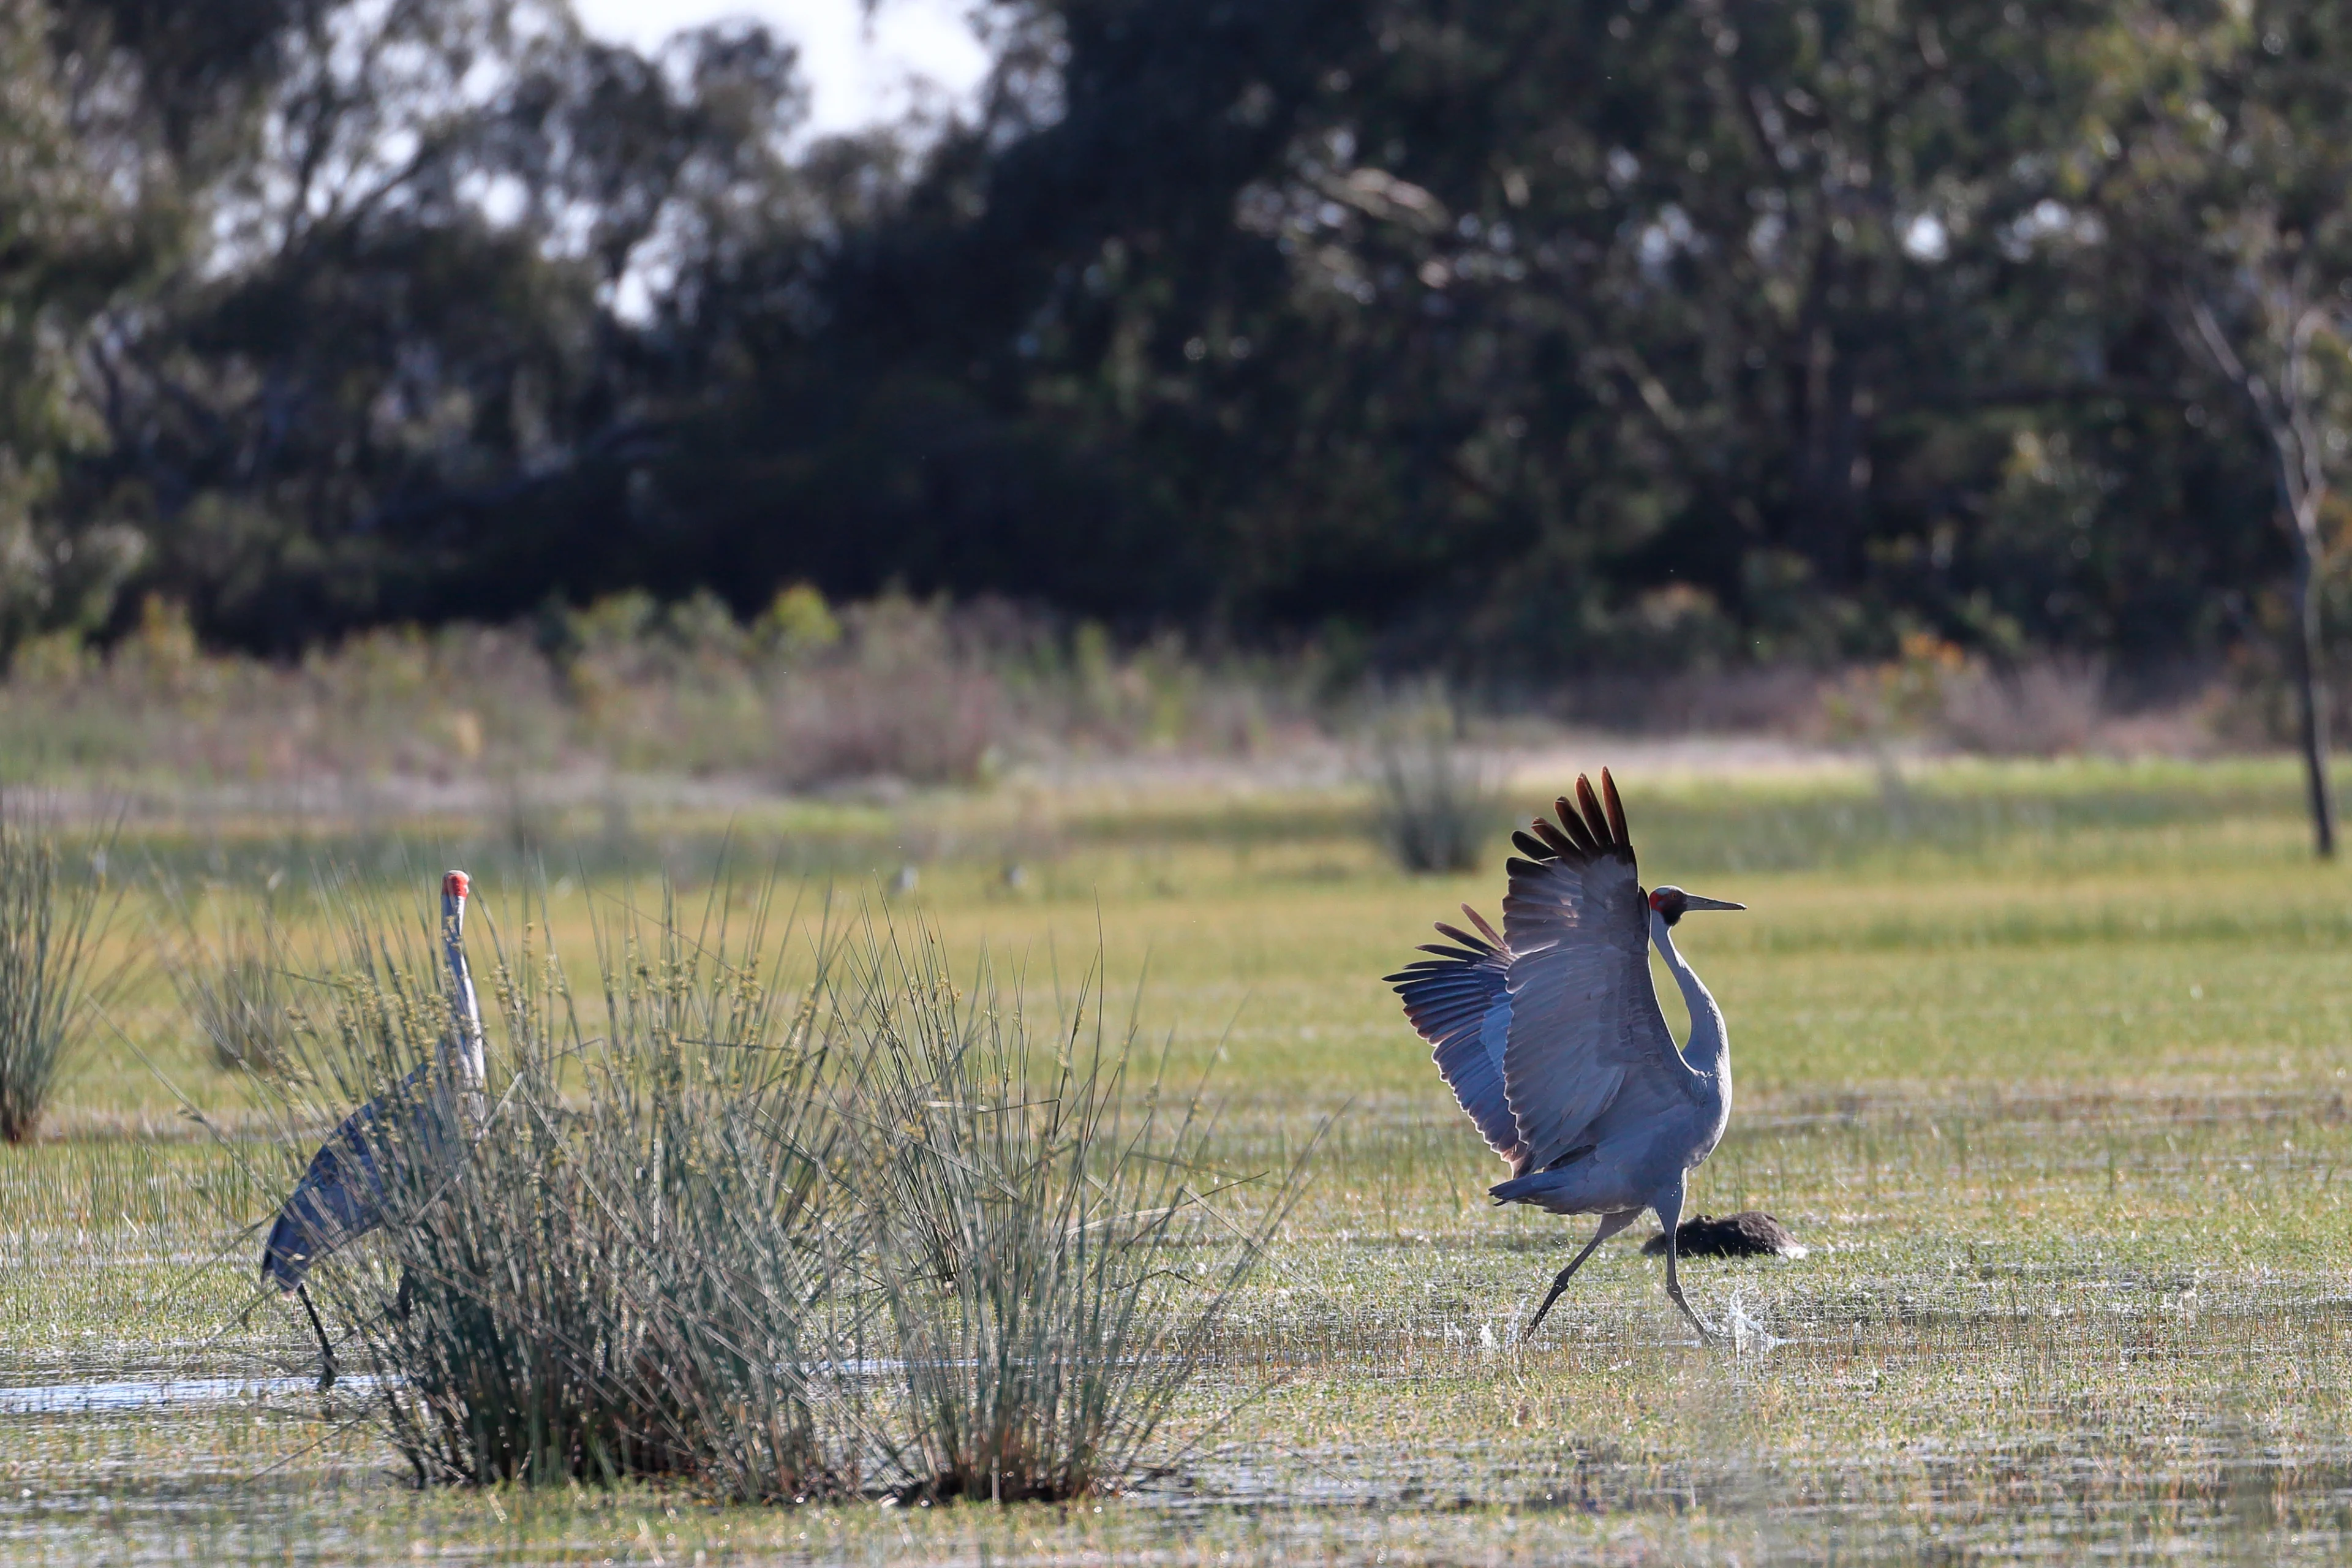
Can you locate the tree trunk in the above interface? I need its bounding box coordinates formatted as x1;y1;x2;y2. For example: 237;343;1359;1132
2290;537;2337;858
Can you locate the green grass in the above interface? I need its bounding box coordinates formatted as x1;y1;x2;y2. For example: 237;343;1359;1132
12;755;2352;1561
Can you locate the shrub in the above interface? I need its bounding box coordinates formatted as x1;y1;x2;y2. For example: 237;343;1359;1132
0;808;115;1142
1937;659;2107;757
166;892;297;1073
1369;697;1498;874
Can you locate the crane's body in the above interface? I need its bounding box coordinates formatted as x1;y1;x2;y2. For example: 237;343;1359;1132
1387;772;1744;1341
262;870;485;1385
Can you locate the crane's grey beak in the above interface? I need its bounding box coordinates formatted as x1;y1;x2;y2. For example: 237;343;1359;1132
1683;894;1745;912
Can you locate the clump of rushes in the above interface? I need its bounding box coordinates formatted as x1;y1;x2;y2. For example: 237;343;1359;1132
0;807;116;1143
567;881;880;1499
167;891;298;1073
843;928;1313;1502
253;870;1300;1501
1370;693;1498;875
284;876;873;1491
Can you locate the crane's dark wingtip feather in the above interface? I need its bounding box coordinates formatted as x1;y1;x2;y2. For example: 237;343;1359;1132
1575;775;1611;848
1530;819;1579;858
1461;905;1503;946
1510;830;1550;860
1550;797;1598;854
1504;856;1544;877
1431;921;1491;952
1601;768;1629;844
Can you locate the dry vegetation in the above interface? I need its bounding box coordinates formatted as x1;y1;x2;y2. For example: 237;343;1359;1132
0;595;2312;813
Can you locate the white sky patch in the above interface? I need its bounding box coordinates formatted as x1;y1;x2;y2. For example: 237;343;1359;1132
570;0;993;137
1901;212;1950;264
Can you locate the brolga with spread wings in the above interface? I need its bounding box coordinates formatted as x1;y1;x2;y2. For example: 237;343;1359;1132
1387;771;1744;1342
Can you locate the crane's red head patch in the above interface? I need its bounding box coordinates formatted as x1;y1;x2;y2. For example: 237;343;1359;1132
443;870;470;900
1649;886;1686;924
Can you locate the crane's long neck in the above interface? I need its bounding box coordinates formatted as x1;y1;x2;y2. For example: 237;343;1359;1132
1651;911;1730;1099
442;892;487;1097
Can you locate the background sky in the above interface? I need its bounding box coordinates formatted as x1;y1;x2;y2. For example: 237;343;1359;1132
571;0;993;135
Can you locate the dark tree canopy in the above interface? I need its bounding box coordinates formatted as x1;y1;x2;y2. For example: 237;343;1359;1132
0;0;2342;676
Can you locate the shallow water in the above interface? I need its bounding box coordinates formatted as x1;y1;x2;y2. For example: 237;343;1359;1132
0;1374;376;1414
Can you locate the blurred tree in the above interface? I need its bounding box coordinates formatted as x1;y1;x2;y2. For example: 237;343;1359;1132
718;0;2232;675
65;0;812;647
0;0;2331;696
0;0;162;657
2097;2;2352;855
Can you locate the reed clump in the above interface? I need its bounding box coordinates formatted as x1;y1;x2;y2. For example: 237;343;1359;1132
1370;695;1498;874
0;809;113;1142
253;872;1295;1501
167;894;298;1073
846;933;1301;1501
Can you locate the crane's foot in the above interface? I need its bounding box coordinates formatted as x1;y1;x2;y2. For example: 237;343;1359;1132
1526;1264;1583;1337
1526;1214;1632;1337
1665;1283;1717;1346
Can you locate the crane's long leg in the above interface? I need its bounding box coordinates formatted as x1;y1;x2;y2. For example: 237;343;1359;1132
1527;1211;1634;1335
1653;1174;1716;1345
296;1283;337;1391
1662;1239;1716;1346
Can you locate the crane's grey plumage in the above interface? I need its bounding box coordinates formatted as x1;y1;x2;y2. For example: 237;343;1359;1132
262;870;486;1386
1388;771;1744;1343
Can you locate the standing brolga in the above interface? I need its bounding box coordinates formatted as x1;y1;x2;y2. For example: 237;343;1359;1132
1387;772;1744;1342
261;870;488;1388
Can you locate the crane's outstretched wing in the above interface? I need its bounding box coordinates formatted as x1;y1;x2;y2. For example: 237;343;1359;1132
261;1094;396;1290
1386;905;1520;1166
1499;771;1697;1174
261;1060;448;1291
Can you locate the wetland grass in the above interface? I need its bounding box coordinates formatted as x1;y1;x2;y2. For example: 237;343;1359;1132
165;892;297;1074
0;809;115;1143
1368;699;1496;875
18;757;2352;1562
238;871;1295;1503
843;927;1312;1501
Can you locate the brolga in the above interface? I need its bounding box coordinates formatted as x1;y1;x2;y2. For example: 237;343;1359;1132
1387;771;1745;1343
260;870;488;1388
